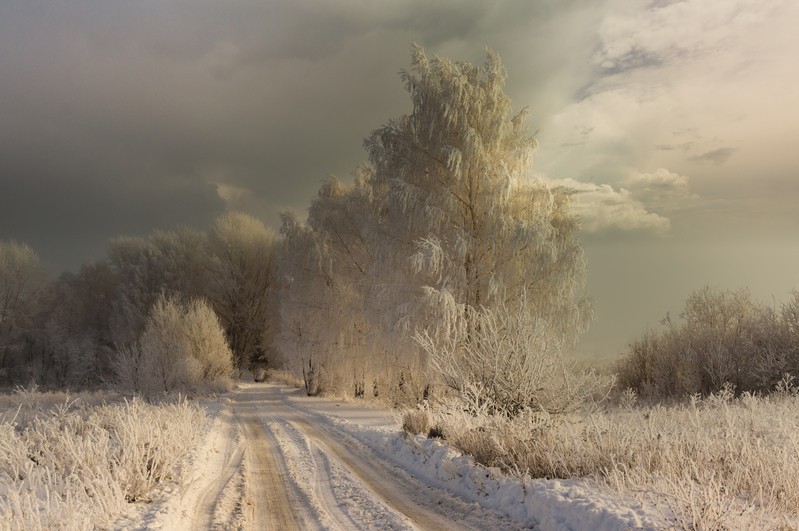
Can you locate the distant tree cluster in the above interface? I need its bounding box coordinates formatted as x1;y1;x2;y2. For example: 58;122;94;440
617;286;799;398
0;212;277;395
0;241;47;382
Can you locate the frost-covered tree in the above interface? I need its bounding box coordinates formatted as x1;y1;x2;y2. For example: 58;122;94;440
364;45;589;329
0;241;47;380
272;46;595;409
276;173;389;396
277;207;354;395
361;46;592;413
275;213;318;391
33;261;118;386
205;212;278;371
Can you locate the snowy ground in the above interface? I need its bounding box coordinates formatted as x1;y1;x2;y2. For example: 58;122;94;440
115;382;664;530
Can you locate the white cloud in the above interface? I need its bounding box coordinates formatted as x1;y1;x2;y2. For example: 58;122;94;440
216;183;250;206
554;178;671;236
625;168;689;193
549;169;700;236
536;0;799;207
623;168;696;209
595;0;784;72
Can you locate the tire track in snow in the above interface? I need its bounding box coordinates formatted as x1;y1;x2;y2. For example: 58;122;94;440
269;418;412;530
234;395;302;530
188;406;245;530
308;441;367;528
288;415;467;530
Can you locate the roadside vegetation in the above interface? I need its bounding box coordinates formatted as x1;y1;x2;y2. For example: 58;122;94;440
0;386;209;530
403;286;799;528
406;376;799;529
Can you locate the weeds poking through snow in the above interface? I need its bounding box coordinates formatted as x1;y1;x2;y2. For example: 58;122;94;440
0;391;209;530
402;407;432;437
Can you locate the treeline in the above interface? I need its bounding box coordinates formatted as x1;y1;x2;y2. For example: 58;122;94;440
0;212;277;390
618;286;799;398
1;46;594;410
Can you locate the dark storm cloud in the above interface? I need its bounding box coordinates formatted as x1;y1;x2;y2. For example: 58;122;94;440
0;175;223;272
0;0;604;271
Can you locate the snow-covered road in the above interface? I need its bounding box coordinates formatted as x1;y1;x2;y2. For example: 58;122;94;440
125;382;662;530
216;384;517;530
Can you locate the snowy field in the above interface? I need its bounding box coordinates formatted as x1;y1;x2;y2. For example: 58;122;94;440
4;382;798;529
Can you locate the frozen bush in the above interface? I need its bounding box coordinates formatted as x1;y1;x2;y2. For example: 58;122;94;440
0;394;209;530
402;407;432;436
417;303;612;419
114;293;233;397
182;297;235;382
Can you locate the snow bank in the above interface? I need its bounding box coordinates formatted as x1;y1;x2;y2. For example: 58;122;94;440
290;392;664;530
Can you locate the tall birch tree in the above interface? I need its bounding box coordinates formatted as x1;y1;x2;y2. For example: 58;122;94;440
363;46;593;412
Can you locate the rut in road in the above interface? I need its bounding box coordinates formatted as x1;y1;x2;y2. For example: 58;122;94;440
188;406;245;530
187;392;305;531
288;415;457;529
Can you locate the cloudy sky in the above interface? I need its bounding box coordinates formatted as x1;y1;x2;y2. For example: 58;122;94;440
1;0;797;358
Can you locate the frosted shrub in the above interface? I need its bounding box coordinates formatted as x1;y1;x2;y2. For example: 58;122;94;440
0;394;209;530
138;294;198;395
417;303;612;419
100;398;208;501
182;298;235;381
618;387;638;410
114;293;233;397
430;400;574;476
